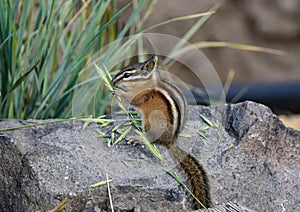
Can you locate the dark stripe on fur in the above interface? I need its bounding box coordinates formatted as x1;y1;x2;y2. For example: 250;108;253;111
169;145;213;209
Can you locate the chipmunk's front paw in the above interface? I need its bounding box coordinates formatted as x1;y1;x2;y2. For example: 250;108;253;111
126;135;144;146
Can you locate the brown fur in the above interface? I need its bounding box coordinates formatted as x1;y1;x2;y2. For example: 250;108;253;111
112;56;213;209
170;145;213;209
131;89;213;209
131;89;176;146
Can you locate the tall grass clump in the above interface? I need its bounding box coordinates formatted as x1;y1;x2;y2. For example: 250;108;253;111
1;1;277;119
0;0;148;119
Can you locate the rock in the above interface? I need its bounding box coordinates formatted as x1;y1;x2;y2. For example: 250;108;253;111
0;101;299;211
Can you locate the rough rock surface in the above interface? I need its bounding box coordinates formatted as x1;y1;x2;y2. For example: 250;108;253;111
0;101;299;211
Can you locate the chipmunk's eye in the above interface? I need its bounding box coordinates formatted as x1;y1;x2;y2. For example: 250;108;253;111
123;73;131;78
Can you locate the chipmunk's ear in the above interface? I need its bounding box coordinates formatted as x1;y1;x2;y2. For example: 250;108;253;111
143;55;158;72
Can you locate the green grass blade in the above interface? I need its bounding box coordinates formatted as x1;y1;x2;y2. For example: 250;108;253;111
199;114;215;128
0;119;77;132
8;60;39;92
166;4;219;64
102;0;144;63
113;126;131;145
89;179;113;188
144;11;215;32
0;32;14;50
135;129;163;161
179;133;192;138
16;0;30;57
194;41;284;55
167;170;207;209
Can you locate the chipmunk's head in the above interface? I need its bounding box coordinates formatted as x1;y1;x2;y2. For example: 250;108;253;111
112;55;158;96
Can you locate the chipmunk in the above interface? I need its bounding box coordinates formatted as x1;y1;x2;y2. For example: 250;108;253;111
112;55;213;209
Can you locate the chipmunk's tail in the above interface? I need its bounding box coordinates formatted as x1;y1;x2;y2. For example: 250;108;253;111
169;144;213;209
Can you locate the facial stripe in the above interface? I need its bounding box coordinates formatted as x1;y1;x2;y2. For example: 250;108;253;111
112;68;154;85
112;70;137;84
112;57;157;85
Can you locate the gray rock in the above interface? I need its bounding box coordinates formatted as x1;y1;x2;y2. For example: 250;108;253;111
0;101;299;211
